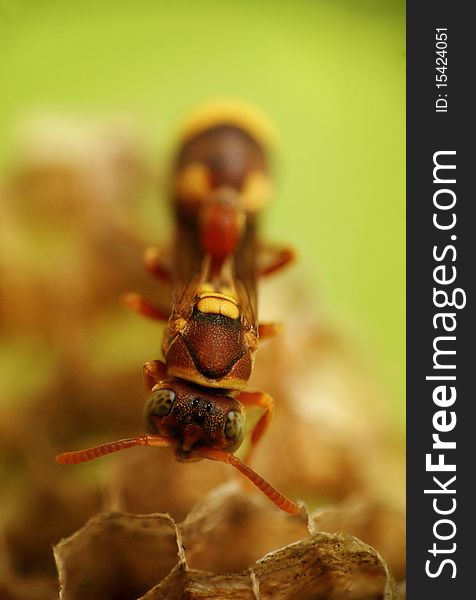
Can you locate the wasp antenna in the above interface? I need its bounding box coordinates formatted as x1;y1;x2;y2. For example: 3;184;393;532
199;448;300;515
228;454;300;515
55;435;171;465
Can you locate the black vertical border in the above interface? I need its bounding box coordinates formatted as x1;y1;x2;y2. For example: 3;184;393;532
407;2;473;598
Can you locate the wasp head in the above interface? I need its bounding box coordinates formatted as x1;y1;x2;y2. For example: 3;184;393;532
144;380;245;461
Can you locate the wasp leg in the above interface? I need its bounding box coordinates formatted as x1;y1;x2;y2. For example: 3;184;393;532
237;390;274;465
258;322;282;341
122;292;170;321
143;360;167;390
144;246;171;283
259;245;295;277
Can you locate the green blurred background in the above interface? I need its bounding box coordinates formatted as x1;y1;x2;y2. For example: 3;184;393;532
0;0;405;423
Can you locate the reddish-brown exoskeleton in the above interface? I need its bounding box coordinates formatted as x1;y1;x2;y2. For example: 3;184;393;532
56;102;299;514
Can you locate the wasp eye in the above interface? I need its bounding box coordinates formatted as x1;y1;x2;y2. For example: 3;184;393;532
147;388;176;417
224;410;245;445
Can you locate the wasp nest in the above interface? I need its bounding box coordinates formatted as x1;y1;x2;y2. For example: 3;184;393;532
53;486;398;600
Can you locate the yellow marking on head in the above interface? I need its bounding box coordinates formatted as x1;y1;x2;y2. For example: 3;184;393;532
176;99;279;149
196;293;240;319
241;170;273;211
175;162;211;200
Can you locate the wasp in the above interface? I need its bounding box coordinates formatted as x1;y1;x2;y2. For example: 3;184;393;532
56;102;299;514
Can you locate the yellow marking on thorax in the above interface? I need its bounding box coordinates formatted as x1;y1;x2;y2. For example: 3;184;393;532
196;288;240;319
168;365;247;390
197;283;237;298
